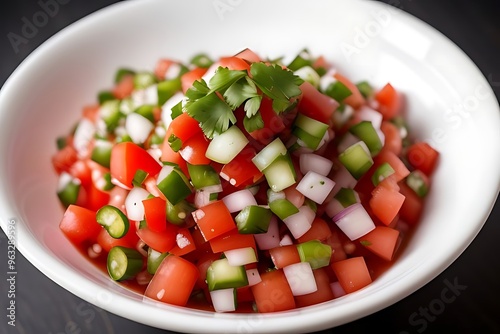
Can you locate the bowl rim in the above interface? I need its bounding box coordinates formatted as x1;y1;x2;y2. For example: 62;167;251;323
1;0;500;333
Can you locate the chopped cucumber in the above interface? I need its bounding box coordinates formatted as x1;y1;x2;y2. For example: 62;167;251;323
91;139;113;168
262;153;296;192
235;206;272;234
339;141;374;180
205;126;249;164
252;137;287;172
206;258;248;291
147;248;168;275
269;198;299;220
296;240;332;269
349;121;382;156
371;162;395;186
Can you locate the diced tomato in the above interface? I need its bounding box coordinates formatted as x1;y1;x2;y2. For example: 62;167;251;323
220;146;262;187
143;176;167;201
331;257;372;294
179;131;211;165
398;182;424;225
359;226;400;261
219;56;251;72
112;74;134;99
59;205;101;245
169;112;202;143
249;97;286;145
145;255;199;307
251;269;296;312
195;252;221;290
110;142;162;188
82;105;100;123
83;182;111;212
181;67;207;94
298;81;338;124
169;228;197;256
333;73;365;109
297;217;332;243
143;196;167;233
406;142;439;176
369;185;405;226
312;55;331;73
209;229;256;253
136;223;178;253
295;268;334;308
154;58;175;80
192;200;235;241
269;245;301;268
160;138;189;176
52;145;78;174
380;121;402;156
375;149;410;182
69;160;92;188
375;83;401;120
324;230;347;263
97;222;139;253
237;286;255;303
234;48;261;63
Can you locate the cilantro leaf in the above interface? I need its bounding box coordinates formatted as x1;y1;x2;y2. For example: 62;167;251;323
244;95;262;118
224;77;259;111
186;93;235;139
243;112;264;133
185;79;210;100
208;67;247;94
250;63;304;113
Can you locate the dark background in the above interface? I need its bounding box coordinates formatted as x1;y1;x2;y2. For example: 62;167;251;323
1;0;499;333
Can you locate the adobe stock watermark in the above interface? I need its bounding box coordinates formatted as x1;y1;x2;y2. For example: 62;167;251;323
340;0;410;62
5;218;17;328
212;0;243;21
399;277;467;334
7;0;71;54
424;74;500;150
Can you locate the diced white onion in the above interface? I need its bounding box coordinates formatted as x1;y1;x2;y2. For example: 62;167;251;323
296;171;335;204
222;189;257;213
161;92;185;127
57;172;79;192
324;198;347;218
294;66;321;88
126;113;154;144
73;119;95;158
337;132;360;155
224;247;257;266
283;262;317;296
330;281;346;298
279;234;293;246
283;209;313;239
210;288;236;313
333;203;375;241
132;84;158;106
299;153;334;176
319;69;337;92
299;205;316;225
254;216;280;250
357;106;383;130
268;190;286;203
246;269;262;287
164;63;182;80
125;187;150;221
331;164;357;196
333;104;354;129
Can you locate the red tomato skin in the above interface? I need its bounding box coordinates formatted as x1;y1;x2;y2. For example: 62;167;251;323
251;269;296;313
359;226;400;261
192;201;236;241
136;224;178;253
97;222;139;253
375;83;401;120
269;245;301;269
181;67;208;94
369;185;406;226
180;131;211;165
59;205;101;245
145;255;199;306
298;81;339;124
52;145;78;174
112;74;134;99
406;142;439;176
168;228;197;257
209;229;257;253
331;257;372;294
143;197;167;233
110;142;162;188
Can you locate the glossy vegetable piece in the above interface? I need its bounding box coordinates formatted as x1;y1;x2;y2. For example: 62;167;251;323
59;205;101;245
331;257;372;293
145;255;199;306
251;269;296;313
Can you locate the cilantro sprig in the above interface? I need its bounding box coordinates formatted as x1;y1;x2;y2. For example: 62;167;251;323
185;62;303;138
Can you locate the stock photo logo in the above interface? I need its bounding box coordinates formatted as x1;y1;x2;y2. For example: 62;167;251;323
7;0;71;54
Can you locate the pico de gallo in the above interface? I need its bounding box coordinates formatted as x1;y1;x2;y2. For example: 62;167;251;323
53;48;439;313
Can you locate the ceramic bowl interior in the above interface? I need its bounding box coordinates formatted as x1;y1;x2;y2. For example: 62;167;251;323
0;0;499;333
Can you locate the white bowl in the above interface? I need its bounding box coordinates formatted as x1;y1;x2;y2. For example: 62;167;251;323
1;0;499;333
